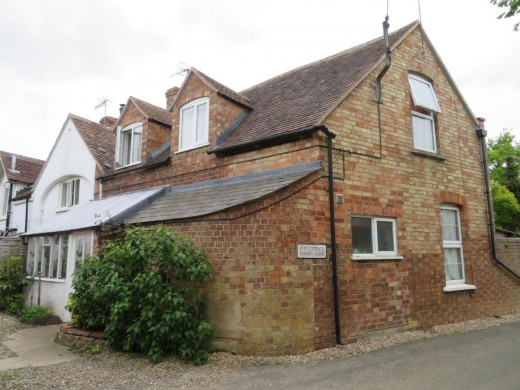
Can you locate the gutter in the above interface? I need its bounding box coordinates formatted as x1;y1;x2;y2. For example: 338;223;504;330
207;126;318;156
476;120;520;281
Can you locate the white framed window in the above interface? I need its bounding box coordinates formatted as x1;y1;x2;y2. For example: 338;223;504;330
117;122;142;166
60;178;80;208
440;205;465;285
351;216;398;258
412;111;437;152
73;233;93;277
1;184;9;217
28;235;69;280
408;74;441;113
179;97;209;151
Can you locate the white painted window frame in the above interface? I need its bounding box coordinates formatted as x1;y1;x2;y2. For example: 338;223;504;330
59;178;80;209
351;216;399;260
116;122;143;167
28;235;69;281
440;205;466;286
412;111;437;153
178;97;210;152
408;74;441;113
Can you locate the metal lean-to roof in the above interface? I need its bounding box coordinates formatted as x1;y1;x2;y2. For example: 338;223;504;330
23;186;168;236
127;161;323;224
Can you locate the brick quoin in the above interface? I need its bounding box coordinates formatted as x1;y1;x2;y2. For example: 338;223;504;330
99;26;520;355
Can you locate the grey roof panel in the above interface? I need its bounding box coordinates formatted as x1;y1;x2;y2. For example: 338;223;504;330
24;186;168;236
128;161;322;224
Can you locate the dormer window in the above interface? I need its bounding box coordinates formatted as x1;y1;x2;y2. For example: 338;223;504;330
409;74;441;153
60;178;80;208
179;97;209;151
117;123;142;166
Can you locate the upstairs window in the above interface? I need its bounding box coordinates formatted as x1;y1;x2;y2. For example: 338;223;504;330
179;97;209;151
1;185;9;217
351;216;397;257
409;75;441;153
117;123;142;166
60;178;80;208
409;74;441;113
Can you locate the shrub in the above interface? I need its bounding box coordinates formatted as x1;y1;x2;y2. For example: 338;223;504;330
0;255;28;309
67;226;213;364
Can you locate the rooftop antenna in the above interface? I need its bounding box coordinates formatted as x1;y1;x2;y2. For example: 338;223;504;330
374;8;391;103
170;62;190;78
418;0;426;60
95;97;111;117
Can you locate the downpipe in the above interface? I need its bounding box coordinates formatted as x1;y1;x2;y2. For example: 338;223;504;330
476;124;520;281
318;125;342;345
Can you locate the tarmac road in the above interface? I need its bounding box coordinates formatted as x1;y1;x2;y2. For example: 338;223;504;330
217;322;520;390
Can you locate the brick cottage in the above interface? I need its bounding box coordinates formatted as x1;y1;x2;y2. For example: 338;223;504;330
25;21;520;355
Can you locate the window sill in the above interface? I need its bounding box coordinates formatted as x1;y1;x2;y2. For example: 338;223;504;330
115;161;141;170
351;255;404;261
411;149;446;161
176;143;210;154
443;283;476;292
26;276;65;283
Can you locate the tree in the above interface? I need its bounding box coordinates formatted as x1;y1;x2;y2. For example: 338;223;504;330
488;131;520;198
490;0;520;30
491;181;520;233
488;131;520;234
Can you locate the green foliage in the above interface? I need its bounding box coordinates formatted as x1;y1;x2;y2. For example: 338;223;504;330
0;255;29;308
68;343;103;355
491;0;520;30
488;131;520;234
18;305;54;324
67;226;213;365
491;181;520;232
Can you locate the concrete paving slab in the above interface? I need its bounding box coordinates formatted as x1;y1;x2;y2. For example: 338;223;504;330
0;357;29;371
0;324;78;372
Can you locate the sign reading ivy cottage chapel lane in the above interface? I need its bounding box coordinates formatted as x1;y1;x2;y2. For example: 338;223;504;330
297;244;327;259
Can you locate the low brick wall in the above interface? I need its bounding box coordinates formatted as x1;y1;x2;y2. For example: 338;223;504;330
57;323;107;346
0;236;25;258
496;238;520;275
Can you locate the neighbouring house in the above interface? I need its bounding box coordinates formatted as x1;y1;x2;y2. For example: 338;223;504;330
22;96;174;320
22;114;116;319
0;151;44;236
24;20;520;354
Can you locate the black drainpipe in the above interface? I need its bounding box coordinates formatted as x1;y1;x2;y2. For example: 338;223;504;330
317;125;342;345
476;120;520;281
24;195;30;233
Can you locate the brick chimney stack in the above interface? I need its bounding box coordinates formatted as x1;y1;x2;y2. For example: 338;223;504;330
165;87;180;109
99;116;117;128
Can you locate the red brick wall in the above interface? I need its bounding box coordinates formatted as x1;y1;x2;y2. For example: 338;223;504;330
98;26;520;354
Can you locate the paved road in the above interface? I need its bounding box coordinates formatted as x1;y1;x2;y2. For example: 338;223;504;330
218;322;520;390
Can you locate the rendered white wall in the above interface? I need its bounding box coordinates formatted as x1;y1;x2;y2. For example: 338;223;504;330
30;119;97;230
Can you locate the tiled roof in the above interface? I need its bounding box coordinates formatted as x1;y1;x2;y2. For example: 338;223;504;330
0;151;44;184
23;186;168;236
212;21;418;152
128;161;322;223
144;142;171;166
192;68;252;109
130;96;172;126
69;114;115;174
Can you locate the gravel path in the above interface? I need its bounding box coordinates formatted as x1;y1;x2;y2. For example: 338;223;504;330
1;312;519;389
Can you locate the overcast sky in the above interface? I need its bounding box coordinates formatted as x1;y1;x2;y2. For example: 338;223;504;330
1;0;519;160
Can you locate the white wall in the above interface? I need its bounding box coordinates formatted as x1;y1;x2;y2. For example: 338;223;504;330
24;118;98;320
30;118;97;230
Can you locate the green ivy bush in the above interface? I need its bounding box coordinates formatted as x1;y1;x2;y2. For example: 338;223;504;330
0;255;28;310
67;226;213;364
